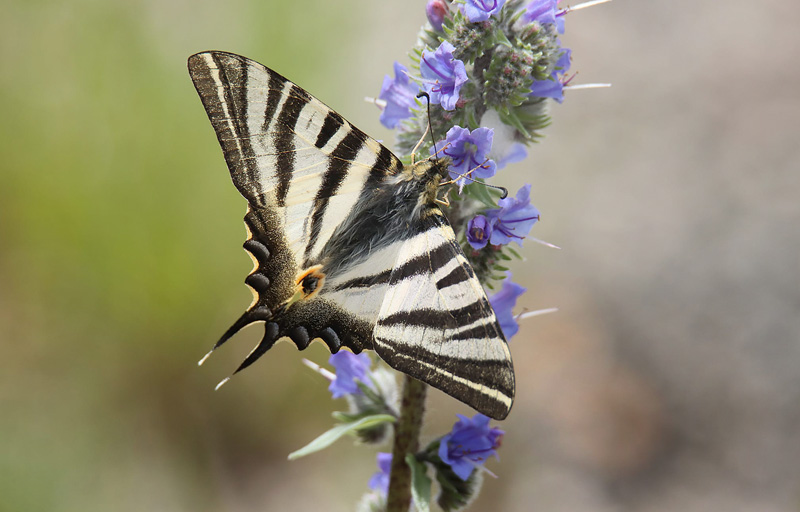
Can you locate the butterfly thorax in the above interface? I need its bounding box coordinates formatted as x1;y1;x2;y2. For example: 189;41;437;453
399;157;452;200
314;157;451;278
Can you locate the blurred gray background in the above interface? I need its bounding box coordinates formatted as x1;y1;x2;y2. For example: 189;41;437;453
1;0;798;511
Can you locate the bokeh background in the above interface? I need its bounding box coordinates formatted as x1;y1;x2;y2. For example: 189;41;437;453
2;0;798;511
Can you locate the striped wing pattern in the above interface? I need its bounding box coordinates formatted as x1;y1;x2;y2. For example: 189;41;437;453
189;51;403;270
189;51;515;419
374;212;514;420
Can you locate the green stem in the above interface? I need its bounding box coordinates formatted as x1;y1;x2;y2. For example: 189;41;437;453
386;375;427;512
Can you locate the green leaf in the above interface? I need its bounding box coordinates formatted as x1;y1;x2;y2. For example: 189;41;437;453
406;454;432;512
287;414;396;460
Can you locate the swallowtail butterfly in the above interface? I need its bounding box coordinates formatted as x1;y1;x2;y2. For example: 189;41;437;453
189;51;515;420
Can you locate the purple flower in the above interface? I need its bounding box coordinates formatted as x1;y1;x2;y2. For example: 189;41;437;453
495;142;528;170
368;452;392;495
489;274;527;339
433;125;496;188
486;184;540;246
467;215;494;250
461;0;506;22
480;109;528;169
522;0;566;33
328;351;372;398
530;48;571;103
378;62;419;129
438;414;504;481
426;0;448;31
420;42;468;111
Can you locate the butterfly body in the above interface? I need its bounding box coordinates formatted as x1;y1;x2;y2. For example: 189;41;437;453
315;158;450;278
189;51;515;419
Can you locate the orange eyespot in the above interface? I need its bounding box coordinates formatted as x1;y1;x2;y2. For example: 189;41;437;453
295;264;326;300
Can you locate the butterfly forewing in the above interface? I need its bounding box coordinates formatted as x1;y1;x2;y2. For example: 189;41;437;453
189;51;515;419
188;51;403;269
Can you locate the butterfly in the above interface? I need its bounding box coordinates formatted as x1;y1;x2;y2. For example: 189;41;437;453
188;51;514;420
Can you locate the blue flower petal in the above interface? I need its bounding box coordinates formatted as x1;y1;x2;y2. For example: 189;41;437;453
486;184;540;246
467;215;494;249
495;142;528;169
489;274;527;339
368;452;392;494
523;0;558;25
530;76;564;102
328;351;372;398
420;42;468;111
438;413;504;481
433;125;496;188
461;0;506;22
378;62;419;128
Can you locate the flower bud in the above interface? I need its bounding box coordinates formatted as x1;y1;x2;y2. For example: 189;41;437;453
426;0;448;31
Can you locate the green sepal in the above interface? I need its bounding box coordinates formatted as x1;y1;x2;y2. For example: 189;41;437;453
433;461;481;512
507;2;528;25
499;109;531;140
490;27;513;49
287;414;396;460
356;379;387;407
466;108;480;131
416;439;477;510
406;454;432;512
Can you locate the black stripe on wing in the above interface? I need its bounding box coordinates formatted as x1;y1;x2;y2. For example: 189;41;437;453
261;71;286;132
330;269;393;291
435;263;474;290
274;85;311;206
304;128;369;264
378;298;489;328
315;111;345;149
189;52;264;205
373;210;515;420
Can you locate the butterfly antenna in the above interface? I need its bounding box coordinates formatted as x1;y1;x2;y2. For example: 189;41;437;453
441;159;509;199
479;180;508;199
417;92;439;156
411;92;438;164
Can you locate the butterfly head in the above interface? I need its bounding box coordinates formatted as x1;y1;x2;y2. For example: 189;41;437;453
405;156;452;205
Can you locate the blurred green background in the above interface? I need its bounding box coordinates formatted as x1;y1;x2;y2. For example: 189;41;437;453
2;0;798;511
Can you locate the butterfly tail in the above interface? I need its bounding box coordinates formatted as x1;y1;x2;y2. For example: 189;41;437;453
212;320;281;390
232;320;280;374
198;305;273;366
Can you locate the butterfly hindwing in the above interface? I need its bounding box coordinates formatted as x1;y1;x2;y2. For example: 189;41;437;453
373;210;514;420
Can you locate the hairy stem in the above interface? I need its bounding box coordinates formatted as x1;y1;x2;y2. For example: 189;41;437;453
386;375;427;512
